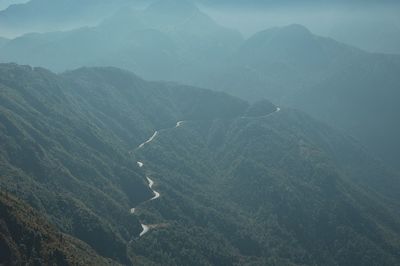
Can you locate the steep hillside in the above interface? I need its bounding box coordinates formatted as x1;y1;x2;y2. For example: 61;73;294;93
1;5;399;170
205;24;400;169
0;193;117;265
289;53;400;167
0;63;399;265
209;24;370;101
0;63;248;264
0;64;148;264
131;106;400;265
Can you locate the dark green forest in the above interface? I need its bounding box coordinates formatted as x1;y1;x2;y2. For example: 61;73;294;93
0;1;400;265
2;1;400;170
0;192;117;265
1;63;399;265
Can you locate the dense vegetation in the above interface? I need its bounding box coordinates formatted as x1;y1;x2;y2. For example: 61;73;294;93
0;192;117;265
1;0;399;170
0;63;399;265
132;106;400;265
0;1;399;265
0;63;247;264
225;24;400;169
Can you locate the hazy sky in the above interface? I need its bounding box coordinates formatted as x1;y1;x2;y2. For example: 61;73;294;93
197;0;400;7
197;1;400;53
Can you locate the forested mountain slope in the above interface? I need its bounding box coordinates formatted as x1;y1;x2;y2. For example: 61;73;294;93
288;52;400;167
0;63;399;265
1;1;399;169
0;193;117;265
0;63;247;264
132;105;400;265
202;24;400;169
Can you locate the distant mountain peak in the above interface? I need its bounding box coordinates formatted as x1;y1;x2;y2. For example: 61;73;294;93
146;0;199;15
239;24;321;63
254;24;313;42
280;24;312;34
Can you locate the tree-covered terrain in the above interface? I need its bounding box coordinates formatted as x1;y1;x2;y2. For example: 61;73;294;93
0;192;118;265
0;63;247;264
133;105;400;265
1;63;399;265
1;0;399;170
220;24;400;169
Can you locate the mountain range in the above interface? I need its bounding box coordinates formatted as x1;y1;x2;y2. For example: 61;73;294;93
0;0;243;80
1;0;399;170
1;63;400;265
210;24;400;168
0;0;144;37
0;63;247;264
1;0;400;264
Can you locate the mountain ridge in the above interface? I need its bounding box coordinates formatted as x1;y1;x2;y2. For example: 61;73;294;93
0;63;400;265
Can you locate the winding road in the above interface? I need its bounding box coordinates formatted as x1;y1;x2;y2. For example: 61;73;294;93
147;176;160;201
138;131;158;149
130;107;280;239
131;131;162;238
176;121;184;128
132;160;160;237
139;224;150;237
